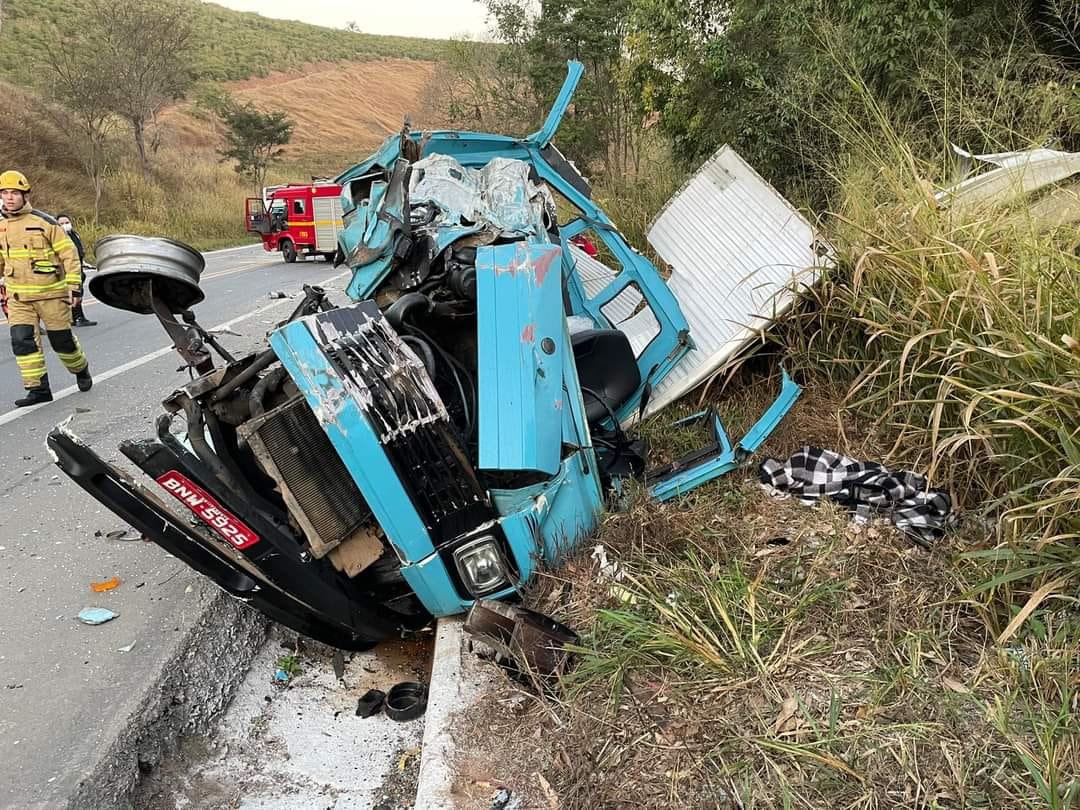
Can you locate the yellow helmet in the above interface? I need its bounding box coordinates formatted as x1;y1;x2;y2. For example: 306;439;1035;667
0;171;31;192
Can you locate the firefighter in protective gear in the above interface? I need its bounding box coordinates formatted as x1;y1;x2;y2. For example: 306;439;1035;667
0;171;93;407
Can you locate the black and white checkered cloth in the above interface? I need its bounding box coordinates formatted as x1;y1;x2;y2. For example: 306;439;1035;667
759;447;954;547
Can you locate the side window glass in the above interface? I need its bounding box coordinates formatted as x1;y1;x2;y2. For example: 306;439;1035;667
293;200;305;215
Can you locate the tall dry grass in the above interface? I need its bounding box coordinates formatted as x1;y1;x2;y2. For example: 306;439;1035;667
778;78;1080;632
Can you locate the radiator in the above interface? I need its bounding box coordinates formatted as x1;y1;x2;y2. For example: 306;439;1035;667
242;395;371;559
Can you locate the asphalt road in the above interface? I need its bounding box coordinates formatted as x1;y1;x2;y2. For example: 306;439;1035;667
0;243;349;808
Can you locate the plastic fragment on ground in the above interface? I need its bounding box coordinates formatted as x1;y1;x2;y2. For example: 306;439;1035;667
77;607;118;625
355;689;385;718
91;576;121;592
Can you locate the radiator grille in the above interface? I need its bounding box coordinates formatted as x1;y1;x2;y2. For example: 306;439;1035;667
325;314;490;543
245;396;370;557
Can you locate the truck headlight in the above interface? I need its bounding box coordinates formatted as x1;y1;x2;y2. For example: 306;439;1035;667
453;535;511;596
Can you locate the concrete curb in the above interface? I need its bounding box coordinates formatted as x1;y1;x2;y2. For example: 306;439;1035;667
64;588;267;810
415;617;465;809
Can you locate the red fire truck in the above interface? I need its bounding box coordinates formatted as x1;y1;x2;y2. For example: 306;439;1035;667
245;182;344;263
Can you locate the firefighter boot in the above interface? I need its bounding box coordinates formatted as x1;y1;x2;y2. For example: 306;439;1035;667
15;375;53;407
76;366;93;392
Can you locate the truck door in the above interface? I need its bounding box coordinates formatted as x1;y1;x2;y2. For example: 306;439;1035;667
288;196;311;247
245;197;269;235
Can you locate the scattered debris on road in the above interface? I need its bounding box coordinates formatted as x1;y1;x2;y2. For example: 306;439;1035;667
356;688;386;718
77;607;118;625
384;681;428;722
135;629;431;809
100;528;141;542
89;576;121;592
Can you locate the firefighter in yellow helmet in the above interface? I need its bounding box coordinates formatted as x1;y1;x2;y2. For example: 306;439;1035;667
0;170;92;407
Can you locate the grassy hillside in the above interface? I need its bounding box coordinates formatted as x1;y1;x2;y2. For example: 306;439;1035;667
0;0;458;85
0;51;447;252
0;0;457;251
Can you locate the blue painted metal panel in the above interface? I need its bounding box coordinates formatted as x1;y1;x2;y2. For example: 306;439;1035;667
476;242;566;475
334;134;401;189
268;318;436;565
532;450;603;562
399;557;470;618
420;134;531;165
557;217;692;422
405;448;602;617
649;370;802;501
528;60;585;147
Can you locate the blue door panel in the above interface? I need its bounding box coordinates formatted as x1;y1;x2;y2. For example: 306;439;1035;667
476;242;566;475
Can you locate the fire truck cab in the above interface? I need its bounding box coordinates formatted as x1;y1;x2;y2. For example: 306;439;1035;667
245;182;344;263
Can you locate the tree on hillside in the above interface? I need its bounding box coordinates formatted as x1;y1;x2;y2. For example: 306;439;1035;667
476;0;648;177
41;35;118;224
84;0;196;174
219;102;295;192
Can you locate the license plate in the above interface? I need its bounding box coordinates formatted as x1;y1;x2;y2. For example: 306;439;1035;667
156;470;261;550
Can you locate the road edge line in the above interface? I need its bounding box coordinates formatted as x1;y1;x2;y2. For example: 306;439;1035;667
415;616;465;810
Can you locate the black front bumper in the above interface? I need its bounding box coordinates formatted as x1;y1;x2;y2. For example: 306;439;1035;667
47;423;405;649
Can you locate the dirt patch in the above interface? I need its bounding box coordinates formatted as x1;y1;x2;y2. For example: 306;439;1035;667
374;744;425;810
163;58;442;160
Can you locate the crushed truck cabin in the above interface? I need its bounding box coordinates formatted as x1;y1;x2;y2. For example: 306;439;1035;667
48;62;828;649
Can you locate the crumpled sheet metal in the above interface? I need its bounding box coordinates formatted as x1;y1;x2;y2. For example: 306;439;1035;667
409;154;554;240
639;145;826;418
937;144;1080;209
648;369;802;502
463;600;578;687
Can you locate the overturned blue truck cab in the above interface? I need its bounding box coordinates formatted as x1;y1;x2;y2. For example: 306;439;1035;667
48;63;820;649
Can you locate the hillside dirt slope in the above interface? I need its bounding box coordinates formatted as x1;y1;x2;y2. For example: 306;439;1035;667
0;57;447;247
164;58;444;162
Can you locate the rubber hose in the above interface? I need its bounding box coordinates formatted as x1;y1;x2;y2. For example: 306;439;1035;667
210;349;276;404
180;398;243;493
249;366;289;419
384;292;432;329
400;335;437;378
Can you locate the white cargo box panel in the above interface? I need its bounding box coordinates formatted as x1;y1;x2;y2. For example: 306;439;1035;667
640;145;826;416
313;195;345;253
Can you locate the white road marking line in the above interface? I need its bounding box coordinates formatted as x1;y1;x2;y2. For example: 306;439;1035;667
0;271;349;427
202;243;264;256
0;251;279;326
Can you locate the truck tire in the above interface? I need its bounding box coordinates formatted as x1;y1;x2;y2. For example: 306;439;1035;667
281;239;297;263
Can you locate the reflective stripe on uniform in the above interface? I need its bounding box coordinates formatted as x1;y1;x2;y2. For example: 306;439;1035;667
15;352;47;386
6;279;69;297
55;345;88;373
